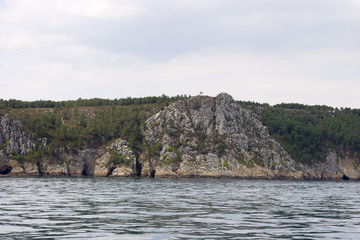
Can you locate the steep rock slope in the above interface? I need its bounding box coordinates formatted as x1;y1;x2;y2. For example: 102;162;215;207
142;93;301;178
0;114;39;156
0;114;40;174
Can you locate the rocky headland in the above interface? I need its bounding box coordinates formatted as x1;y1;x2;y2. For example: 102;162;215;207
0;93;359;179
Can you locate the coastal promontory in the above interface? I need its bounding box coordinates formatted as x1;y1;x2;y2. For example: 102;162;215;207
0;94;359;179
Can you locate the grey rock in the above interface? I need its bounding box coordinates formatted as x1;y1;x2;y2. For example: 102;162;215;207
68;149;101;176
0;150;12;174
112;139;137;173
301;151;360;179
143;93;299;178
0;114;45;156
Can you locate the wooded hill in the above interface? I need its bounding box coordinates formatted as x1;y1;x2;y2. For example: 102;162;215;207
238;101;360;164
1;95;359;165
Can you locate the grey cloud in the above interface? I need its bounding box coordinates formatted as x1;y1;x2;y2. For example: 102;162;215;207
58;0;357;61
0;0;359;107
5;0;358;60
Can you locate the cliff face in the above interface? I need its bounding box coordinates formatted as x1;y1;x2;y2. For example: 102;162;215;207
1;94;359;179
302;151;360;180
0;114;38;156
0;114;38;175
0;114;137;177
141;93;300;178
3;143;138;177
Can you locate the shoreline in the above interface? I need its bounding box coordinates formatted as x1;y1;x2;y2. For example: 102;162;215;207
1;173;356;181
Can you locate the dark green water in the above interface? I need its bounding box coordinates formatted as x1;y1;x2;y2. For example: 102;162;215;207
0;178;359;239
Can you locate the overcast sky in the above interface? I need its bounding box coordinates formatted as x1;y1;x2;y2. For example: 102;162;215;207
0;0;359;108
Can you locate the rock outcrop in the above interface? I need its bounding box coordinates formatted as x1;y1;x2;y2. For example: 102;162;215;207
0;150;12;174
0;114;39;156
1;136;137;177
95;139;137;177
301;151;360;180
142;93;302;178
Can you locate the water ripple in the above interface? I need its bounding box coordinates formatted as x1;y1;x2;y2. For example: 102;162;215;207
0;178;359;239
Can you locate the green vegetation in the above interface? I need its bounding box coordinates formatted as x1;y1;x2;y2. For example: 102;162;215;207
352;161;359;169
12;147;56;164
146;142;163;158
236;156;246;166
191;100;201;110
0;95;188;109
163;146;182;165
250;154;264;167
271;162;277;170
4;95;188;158
223;161;230;170
212;136;227;157
108;152;132;167
239;102;360;165
18;106;147;154
216;143;227;157
196;142;208;154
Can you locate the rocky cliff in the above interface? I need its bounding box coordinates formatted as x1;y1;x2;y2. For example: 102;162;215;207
1;94;359;179
0;114;39;175
0;114;137;177
0;114;38;156
141;93;301;178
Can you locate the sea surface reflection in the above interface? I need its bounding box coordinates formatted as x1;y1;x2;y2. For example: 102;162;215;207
0;177;359;239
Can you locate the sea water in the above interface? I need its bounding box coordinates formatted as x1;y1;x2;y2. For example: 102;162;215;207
0;177;359;239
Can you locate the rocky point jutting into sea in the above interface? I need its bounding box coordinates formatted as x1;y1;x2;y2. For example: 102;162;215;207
0;93;359;179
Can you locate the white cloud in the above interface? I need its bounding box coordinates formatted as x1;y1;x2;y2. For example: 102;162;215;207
55;0;145;19
0;0;359;108
0;32;33;50
3;46;358;107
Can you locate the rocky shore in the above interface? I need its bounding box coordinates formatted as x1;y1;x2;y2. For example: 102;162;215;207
1;94;359;180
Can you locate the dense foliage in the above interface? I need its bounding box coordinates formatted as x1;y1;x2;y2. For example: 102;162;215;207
0;95;188;109
256;104;360;164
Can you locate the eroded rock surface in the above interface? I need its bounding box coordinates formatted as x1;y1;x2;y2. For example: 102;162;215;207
0;114;40;156
142;93;301;178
